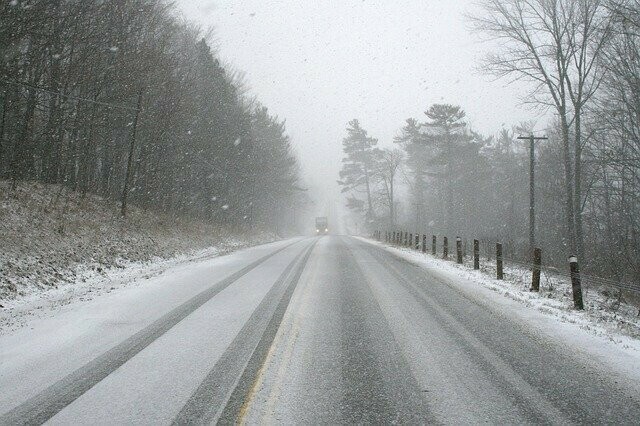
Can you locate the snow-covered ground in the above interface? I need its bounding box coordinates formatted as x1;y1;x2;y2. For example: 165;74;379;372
0;181;279;330
360;238;640;350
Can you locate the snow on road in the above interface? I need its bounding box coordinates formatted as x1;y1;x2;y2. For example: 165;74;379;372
0;238;302;418
359;237;640;382
1;236;639;424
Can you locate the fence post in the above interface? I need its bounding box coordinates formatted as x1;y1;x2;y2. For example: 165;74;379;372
531;248;541;291
432;235;436;255
409;233;413;248
473;239;479;270
496;243;503;279
404;232;408;246
415;234;419;250
456;237;463;264
443;237;449;259
568;256;584;310
422;234;427;253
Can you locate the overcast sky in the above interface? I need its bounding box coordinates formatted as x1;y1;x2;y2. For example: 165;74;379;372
175;0;542;216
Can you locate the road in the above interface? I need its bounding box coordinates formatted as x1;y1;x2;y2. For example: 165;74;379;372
1;236;639;425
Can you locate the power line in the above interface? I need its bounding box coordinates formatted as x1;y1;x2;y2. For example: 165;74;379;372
1;79;139;112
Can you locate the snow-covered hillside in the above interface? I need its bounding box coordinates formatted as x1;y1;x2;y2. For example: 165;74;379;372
0;181;276;304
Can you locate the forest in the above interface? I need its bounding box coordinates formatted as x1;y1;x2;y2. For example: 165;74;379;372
0;0;304;233
339;0;640;283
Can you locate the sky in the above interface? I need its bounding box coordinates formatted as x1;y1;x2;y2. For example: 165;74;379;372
175;0;542;219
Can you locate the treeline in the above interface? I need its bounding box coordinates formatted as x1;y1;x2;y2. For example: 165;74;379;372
0;0;303;231
339;0;639;282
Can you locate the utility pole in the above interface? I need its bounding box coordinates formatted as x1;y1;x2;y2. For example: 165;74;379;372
517;134;548;258
121;88;144;217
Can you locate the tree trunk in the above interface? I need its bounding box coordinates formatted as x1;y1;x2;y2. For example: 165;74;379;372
574;109;585;263
389;171;395;227
560;110;577;256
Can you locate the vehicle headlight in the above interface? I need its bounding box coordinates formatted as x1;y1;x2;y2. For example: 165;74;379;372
325;228;328;232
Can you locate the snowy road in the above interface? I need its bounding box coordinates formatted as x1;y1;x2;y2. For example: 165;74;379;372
1;236;639;424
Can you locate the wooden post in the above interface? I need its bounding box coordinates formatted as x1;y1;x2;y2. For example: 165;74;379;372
409;233;413;248
443;237;448;259
422;234;427;253
404;232;408;246
496;243;503;279
415;234;419;250
473;239;479;270
568;256;584;310
432;235;436;255
456;237;463;264
531;248;541;291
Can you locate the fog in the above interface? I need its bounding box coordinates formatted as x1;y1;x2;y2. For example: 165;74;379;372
176;0;539;230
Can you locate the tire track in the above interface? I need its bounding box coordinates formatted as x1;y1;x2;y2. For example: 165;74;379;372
358;240;573;424
0;240;302;426
173;239;317;425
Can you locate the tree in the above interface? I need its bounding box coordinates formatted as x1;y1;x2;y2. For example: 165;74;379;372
422;104;473;234
395;118;429;230
472;0;615;264
375;148;403;227
0;0;304;235
338;119;379;223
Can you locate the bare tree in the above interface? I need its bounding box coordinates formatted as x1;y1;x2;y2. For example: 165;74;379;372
375;148;404;227
471;0;614;264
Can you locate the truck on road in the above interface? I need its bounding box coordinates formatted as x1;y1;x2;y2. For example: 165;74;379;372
315;217;328;235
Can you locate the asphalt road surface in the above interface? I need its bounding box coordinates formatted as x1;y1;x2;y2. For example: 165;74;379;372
1;236;639;425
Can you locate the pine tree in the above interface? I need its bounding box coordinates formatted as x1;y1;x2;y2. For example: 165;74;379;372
338;119;379;223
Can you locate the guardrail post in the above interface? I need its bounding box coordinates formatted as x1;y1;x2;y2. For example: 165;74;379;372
496;243;503;279
432;235;436;255
473;239;479;270
456;237;463;264
568;256;584;310
422;234;427;253
531;248;541;291
443;237;448;259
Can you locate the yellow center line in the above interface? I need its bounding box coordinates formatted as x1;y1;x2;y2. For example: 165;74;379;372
236;247;320;425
